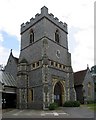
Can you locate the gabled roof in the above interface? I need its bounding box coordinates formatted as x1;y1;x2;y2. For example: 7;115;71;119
0;70;16;87
10;50;18;64
74;69;87;86
8;49;19;65
13;56;19;64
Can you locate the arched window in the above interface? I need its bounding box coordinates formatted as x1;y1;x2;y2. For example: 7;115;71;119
30;29;34;43
55;29;59;43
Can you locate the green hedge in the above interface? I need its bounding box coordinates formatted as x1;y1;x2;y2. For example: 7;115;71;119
87;100;96;104
63;101;80;107
49;102;58;110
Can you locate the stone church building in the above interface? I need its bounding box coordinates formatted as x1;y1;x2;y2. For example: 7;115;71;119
5;6;76;109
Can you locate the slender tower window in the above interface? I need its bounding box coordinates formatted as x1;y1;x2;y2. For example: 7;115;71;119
30;29;34;43
55;29;59;43
28;89;34;102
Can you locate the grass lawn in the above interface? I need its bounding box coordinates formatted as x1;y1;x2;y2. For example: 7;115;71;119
86;104;96;111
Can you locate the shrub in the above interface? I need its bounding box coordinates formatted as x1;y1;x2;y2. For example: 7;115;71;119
73;101;80;107
49;102;58;110
87;100;96;104
63;101;80;107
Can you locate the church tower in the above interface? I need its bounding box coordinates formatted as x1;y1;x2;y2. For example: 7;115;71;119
17;6;76;109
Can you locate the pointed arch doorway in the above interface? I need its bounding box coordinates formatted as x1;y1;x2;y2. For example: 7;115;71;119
54;81;64;106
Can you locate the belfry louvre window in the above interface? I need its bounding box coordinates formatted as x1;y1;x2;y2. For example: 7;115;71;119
30;29;34;43
55;29;59;43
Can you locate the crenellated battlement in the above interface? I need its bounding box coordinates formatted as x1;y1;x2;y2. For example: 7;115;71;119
21;6;68;33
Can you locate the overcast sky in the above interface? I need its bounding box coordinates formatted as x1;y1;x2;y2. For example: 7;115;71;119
0;0;94;72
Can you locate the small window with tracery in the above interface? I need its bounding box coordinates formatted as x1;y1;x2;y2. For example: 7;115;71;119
88;82;92;97
30;29;34;43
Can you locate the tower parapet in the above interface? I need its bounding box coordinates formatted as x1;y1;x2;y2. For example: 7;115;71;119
21;6;68;34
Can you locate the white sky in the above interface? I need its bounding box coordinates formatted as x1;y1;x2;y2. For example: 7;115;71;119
0;0;94;72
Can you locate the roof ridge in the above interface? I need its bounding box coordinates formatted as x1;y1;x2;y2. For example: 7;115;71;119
74;69;87;74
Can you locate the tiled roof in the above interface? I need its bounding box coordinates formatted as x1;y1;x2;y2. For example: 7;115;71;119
0;70;16;87
74;69;87;86
19;58;28;63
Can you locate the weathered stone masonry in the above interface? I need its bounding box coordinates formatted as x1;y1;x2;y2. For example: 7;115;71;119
17;6;76;109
